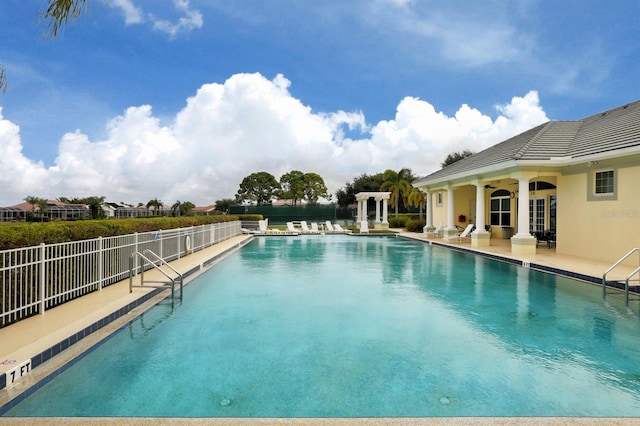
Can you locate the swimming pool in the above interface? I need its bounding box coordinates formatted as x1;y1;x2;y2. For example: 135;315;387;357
4;235;640;417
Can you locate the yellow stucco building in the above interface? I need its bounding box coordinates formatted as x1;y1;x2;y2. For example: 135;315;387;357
413;100;640;264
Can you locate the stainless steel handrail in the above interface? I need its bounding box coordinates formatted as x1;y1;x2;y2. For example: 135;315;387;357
603;247;640;303
129;250;184;301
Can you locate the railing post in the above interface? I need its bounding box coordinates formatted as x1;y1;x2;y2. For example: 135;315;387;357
177;228;181;260
39;243;46;315
98;236;103;291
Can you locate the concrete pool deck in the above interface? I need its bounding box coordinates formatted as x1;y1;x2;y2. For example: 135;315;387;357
1;232;639;423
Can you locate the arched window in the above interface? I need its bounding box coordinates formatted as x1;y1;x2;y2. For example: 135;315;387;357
490;189;511;226
529;181;556;191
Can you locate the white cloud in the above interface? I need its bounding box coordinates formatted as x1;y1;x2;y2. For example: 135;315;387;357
112;0;203;37
150;0;203;38
0;74;548;206
366;1;534;67
112;0;144;25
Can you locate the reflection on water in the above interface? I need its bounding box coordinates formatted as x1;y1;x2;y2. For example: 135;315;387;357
5;235;640;417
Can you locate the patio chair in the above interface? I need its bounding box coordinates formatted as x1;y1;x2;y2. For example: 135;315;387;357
444;223;474;243
301;221;320;234
425;222;443;238
258;220;282;234
334;224;352;234
286;222;298;233
325;221;336;233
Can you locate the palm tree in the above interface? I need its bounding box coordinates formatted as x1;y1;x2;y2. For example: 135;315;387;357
380;168;412;217
408;187;426;219
146;198;163;216
171;201;182;217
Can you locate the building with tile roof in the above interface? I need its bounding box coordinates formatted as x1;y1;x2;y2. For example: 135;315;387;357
413;100;640;263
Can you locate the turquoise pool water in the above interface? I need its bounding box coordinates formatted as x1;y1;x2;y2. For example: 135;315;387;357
4;235;640;417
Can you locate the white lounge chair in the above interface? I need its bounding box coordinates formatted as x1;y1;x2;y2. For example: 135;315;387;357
359;221;370;234
301;221;320;234
445;223;474;243
257;220;282;235
425;222;443;238
286;222;298;233
333;224;352;234
311;222;322;233
325;221;336;233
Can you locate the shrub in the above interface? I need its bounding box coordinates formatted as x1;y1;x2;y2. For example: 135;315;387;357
388;216;409;228
0;215;240;250
406;219;426;232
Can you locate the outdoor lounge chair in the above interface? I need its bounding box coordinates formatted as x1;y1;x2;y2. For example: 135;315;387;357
325;221;336;233
286;222;298;233
444;223;474;243
360;221;370;234
425;222;443;238
333;224;352;234
311;222;322;233
301;221;320;234
257;220;282;235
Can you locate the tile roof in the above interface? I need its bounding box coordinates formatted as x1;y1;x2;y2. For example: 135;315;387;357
414;100;640;186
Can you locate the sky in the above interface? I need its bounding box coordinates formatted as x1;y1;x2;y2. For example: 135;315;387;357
0;0;639;206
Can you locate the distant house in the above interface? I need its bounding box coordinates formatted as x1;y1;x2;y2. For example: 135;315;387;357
413;100;640;264
192;205;217;215
9;200;90;221
102;202;155;219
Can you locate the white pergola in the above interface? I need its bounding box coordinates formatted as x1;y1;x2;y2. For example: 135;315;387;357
355;192;391;230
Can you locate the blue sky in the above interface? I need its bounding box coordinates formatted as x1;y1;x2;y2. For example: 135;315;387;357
0;0;638;205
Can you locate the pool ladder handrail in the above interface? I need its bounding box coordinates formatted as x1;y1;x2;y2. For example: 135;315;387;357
602;247;640;305
129;249;184;301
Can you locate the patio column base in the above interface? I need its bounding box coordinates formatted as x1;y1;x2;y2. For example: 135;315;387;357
510;235;537;255
374;222;389;230
471;231;491;247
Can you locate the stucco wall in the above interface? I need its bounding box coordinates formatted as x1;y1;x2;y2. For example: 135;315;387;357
558;165;640;263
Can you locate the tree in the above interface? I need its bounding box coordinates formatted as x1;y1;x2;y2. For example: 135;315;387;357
408;187;426;219
171;200;195;217
24;195;46;221
380;168;413;217
236;172;280;205
146;198;163;215
335;173;385;207
301;173;330;204
441;149;475;168
2;1;106;94
214;198;235;213
59;195;105;219
279;170;306;206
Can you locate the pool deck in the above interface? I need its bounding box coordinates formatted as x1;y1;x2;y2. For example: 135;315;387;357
1;232;639;424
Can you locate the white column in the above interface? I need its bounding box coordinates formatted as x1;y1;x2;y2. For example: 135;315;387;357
425;191;433;229
356;199;362;223
382;198;389;225
446;188;456;230
362;198;368;223
516;177;531;237
374;197;381;224
474;184;486;233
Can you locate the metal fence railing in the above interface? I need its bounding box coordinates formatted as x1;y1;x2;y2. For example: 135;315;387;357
0;221;242;328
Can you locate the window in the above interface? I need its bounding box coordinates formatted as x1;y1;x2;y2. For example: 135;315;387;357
436;192;443;206
595;170;614;195
490;189;511;226
587;168;616;201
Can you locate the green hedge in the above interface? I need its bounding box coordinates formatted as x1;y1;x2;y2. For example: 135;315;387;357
406;219;426;233
388;216;409;228
0;215;240;250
